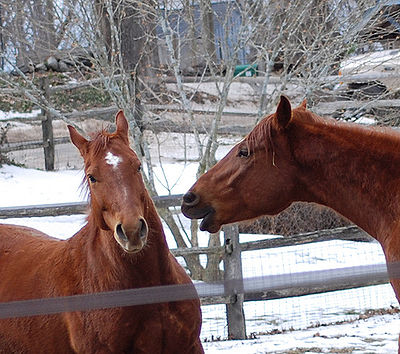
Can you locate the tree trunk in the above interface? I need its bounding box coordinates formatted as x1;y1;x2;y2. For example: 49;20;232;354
203;231;223;281
183;0;199;70
0;4;4;71
158;208;205;279
94;0;112;62
199;0;217;71
31;0;56;61
14;0;29;70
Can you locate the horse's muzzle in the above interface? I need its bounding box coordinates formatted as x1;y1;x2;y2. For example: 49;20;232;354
182;191;200;207
181;193;217;232
181;191;212;219
114;218;148;253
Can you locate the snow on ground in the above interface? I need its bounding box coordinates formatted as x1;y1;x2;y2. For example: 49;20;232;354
0;165;85;206
0;164;399;353
203;313;400;353
0;109;41;121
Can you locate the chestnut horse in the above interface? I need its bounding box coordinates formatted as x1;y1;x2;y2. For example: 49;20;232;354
182;96;400;350
0;111;203;353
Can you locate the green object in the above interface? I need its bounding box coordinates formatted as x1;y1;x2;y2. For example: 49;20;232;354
234;64;258;77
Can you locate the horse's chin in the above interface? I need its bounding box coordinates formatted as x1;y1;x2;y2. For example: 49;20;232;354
199;210;221;234
114;235;147;254
121;235;147;254
123;245;145;254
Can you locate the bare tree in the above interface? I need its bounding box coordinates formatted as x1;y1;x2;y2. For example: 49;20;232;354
0;0;398;280
248;0;391;117
199;0;217;72
0;3;4;70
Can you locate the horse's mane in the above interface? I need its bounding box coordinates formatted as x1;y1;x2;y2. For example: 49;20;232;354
246;114;274;154
245;105;323;154
246;104;400;159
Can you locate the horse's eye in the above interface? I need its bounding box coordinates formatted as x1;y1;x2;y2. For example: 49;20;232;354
238;147;249;158
137;164;142;172
88;174;97;183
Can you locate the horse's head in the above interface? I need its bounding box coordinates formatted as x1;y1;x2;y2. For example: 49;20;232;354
182;96;306;233
68;111;148;253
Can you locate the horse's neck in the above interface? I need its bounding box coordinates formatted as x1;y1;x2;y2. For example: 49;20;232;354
293;121;400;245
72;203;173;291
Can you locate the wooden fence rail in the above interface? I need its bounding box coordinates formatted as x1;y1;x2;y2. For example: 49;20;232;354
0;197;387;339
0;72;394;338
0;195;183;219
2;72;400;168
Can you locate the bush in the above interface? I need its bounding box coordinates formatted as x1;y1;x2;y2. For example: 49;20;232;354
239;202;349;236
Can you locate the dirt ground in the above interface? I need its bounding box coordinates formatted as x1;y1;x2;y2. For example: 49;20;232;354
2;81;266;170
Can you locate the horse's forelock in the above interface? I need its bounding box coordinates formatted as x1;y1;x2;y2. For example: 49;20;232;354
89;131;111;157
246;115;274;154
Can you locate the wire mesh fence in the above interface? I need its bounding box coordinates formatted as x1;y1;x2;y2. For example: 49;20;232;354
198;231;398;340
2;210;397;343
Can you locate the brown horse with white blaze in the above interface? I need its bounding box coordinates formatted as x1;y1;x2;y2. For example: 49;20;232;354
0;111;203;353
182;95;400;351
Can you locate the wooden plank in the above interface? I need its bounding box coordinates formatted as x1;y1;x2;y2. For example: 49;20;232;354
63;106;118;121
0;202;88;219
171;246;223;257
40;77;55;171
0;122;250;153
153;194;184;209
241;264;388;295
1;140;45;153
200;273;388;304
243;277;389;302
0;199;371;253
1;97;396;127
326;72;400;83
200;295;230;305
315;99;400;116
197;263;389;303
60;104;255;122
0;137;70;153
147;120;251;135
0;195;184;219
147;103;258;116
0;194;389;307
239;225;373;252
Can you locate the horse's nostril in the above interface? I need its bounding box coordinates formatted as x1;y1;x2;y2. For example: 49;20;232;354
139;218;148;239
183;192;200;206
116;224;128;242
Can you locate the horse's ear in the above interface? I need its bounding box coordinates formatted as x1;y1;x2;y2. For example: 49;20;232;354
276;95;292;129
299;99;307;109
115;110;129;141
68;125;88;155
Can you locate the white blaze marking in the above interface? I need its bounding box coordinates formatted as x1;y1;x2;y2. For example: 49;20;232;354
105;151;122;168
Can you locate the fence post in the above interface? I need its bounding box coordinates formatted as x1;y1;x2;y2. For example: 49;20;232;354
40;76;54;171
223;223;246;339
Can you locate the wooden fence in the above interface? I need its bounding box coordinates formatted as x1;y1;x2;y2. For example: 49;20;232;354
0;196;390;340
2;72;400;170
0;73;396;338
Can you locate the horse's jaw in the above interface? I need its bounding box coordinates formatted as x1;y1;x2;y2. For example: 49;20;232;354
199;209;219;233
181;203;219;233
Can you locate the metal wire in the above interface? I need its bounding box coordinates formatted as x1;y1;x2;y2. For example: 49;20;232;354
0;262;394;320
